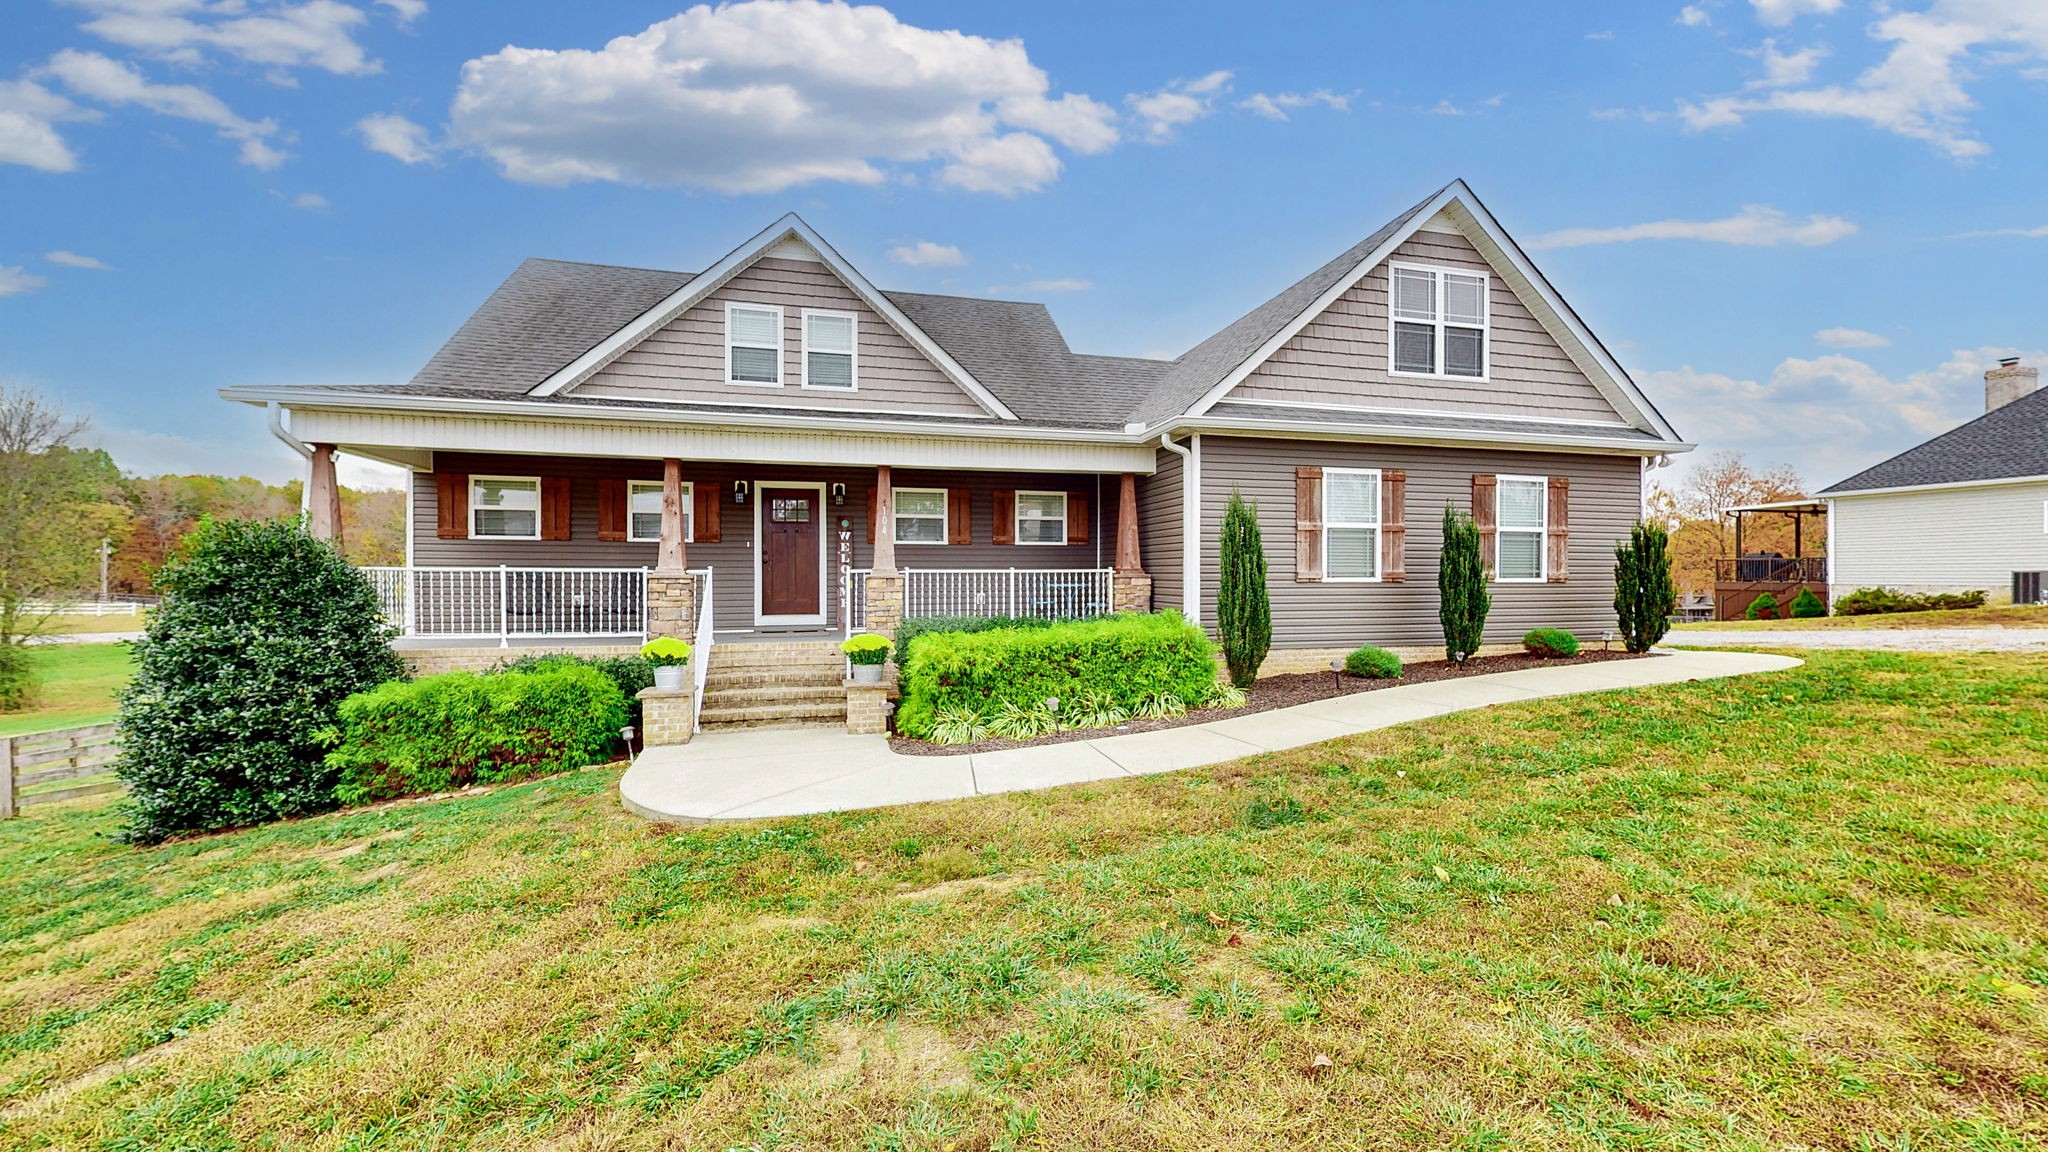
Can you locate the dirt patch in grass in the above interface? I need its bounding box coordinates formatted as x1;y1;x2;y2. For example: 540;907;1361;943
890;649;1655;756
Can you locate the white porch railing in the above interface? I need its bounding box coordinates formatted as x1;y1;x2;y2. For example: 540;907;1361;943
691;568;714;732
844;567;1114;635
361;566;708;647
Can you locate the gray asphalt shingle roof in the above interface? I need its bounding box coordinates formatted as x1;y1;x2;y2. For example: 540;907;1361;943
410;258;692;395
1820;384;2048;493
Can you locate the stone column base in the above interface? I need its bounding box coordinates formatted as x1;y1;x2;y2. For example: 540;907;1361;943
637;685;697;745
864;572;906;640
846;675;896;735
1111;571;1153;614
647;569;697;641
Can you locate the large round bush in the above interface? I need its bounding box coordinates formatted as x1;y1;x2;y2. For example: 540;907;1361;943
115;518;405;843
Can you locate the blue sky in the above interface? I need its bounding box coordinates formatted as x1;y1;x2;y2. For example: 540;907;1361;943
3;0;2044;491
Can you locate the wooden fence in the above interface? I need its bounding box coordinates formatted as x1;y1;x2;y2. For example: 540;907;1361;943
1;723;121;817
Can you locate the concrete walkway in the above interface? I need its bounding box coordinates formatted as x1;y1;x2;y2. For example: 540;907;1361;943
619;648;1801;823
1673;627;2048;652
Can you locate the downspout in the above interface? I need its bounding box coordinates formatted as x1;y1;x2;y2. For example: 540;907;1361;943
1158;434;1199;626
267;402;313;515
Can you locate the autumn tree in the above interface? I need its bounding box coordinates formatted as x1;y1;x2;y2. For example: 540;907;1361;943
1646;452;1808;594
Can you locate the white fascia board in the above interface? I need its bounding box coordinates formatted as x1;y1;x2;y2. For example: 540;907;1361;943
1818;474;2048;499
523;214;1018;421
1166;413;1694;457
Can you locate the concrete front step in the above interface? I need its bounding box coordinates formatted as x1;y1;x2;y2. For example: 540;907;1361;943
698;699;848;728
701;684;847;711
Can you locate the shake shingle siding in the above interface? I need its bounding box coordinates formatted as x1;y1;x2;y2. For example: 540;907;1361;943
1195;437;1641;648
1137;446;1184;613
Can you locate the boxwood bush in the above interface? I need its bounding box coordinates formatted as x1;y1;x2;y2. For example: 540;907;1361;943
1833;586;1986;616
1344;645;1402;679
325;665;628;806
894;612;1216;741
895;613;1053;670
1746;592;1781;620
1521;627;1580;658
1788;587;1828;618
494;651;653;722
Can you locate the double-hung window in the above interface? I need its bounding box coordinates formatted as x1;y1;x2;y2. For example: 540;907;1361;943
1324;468;1381;580
471;476;539;539
1015;491;1067;545
726;303;783;384
893;488;947;544
1496;475;1547;581
1389;263;1488;379
802;310;857;389
627;480;692;543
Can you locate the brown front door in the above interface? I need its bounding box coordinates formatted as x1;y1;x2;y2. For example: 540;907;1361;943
760;487;821;618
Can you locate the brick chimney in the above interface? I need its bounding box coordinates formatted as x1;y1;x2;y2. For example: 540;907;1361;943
1986;356;2039;412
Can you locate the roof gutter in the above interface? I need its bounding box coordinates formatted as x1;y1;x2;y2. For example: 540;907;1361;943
1150;414;1692;456
266;401;312;515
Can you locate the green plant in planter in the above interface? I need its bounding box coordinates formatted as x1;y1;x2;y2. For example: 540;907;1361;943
841;634;892;665
639;637;693;666
1521;627;1580;658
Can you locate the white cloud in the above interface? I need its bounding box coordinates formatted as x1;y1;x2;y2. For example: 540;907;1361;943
0;266;49;297
1648;345;2043;481
353;111;435;163
1237;89;1349;122
0;77;91;172
375;0;426;22
1751;0;1841;27
45;250;111;269
989;277;1090;295
1745;39;1828;87
291;191;328;209
1587;30;1616;40
1954;223;2048;238
63;0;382;77
1530;204;1857;249
1679;0;2048;159
87;422;405;489
43;49;288;169
445;0;1119;196
1126;70;1232;142
1678;6;1711;28
1815;326;1891;349
886;240;966;268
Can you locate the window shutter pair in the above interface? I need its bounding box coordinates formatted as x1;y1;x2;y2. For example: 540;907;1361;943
1468;474;1569;581
433;471;568;540
597;478;721;543
1294;466;1405;581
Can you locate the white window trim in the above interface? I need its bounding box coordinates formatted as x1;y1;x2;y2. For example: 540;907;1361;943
725;301;784;387
1014;489;1069;546
469;474;541;541
1494;473;1548;583
893;486;949;545
1322;467;1382;583
1386;261;1490;383
799;308;859;391
626;479;694;544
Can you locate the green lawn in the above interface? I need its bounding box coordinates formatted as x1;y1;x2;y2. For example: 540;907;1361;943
1674;603;2048;631
45;611;149;636
1;649;2044;1149
0;643;134;738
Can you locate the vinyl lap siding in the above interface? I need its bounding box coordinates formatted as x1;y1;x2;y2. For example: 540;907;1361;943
1197;437;1642;648
573;256;990;416
1227;232;1622;423
1830;482;2048;598
1138;446;1184;612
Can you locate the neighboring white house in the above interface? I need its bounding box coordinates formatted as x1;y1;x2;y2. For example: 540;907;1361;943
1820;357;2048;604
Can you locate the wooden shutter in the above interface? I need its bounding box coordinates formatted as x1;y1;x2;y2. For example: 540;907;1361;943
947;489;971;545
436;472;468;540
597;479;627;542
866;486;878;544
694;481;721;543
1295;466;1323;582
1382;469;1407;582
992;489;1016;545
541;477;572;541
1546;476;1570;583
1067;491;1089;546
1471;474;1497;576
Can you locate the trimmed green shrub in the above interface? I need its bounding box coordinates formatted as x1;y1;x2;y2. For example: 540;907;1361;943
1439;505;1489;661
325;665;628;806
1788;587;1828;619
0;642;31;713
895;614;1053;670
1833;586;1987;616
1522;628;1580;658
1746;592;1780;620
114;517;405;844
1344;645;1402;679
894;612;1216;741
1217;489;1272;688
1613;520;1676;654
493;651;653;723
841;634;891;665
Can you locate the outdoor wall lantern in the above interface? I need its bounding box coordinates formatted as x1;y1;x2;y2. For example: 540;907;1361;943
733;480;749;505
830;483;847;506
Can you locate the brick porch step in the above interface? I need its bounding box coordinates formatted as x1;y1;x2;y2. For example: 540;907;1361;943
697;638;849;731
695;699;848;728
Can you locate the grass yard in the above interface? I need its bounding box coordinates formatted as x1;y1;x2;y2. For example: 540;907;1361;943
45;612;149;636
1675;603;2048;631
0;643;135;738
1;649;2045;1150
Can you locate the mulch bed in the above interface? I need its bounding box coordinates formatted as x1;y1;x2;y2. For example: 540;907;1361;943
888;648;1656;757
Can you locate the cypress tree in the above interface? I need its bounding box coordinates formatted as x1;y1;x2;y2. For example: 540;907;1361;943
1614;520;1677;653
1217;489;1272;688
1438;505;1489;661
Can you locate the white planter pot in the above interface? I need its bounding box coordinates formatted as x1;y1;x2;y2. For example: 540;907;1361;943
851;662;884;684
653;665;686;691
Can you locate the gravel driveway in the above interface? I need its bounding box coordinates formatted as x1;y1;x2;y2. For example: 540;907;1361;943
1672;627;2048;652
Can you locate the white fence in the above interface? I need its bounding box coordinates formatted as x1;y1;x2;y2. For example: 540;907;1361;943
845;567;1114;634
22;600;151;617
361;566;663;645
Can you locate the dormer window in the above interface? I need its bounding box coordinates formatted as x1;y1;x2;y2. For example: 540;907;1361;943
1389;263;1487;380
726;303;783;385
802;310;857;389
